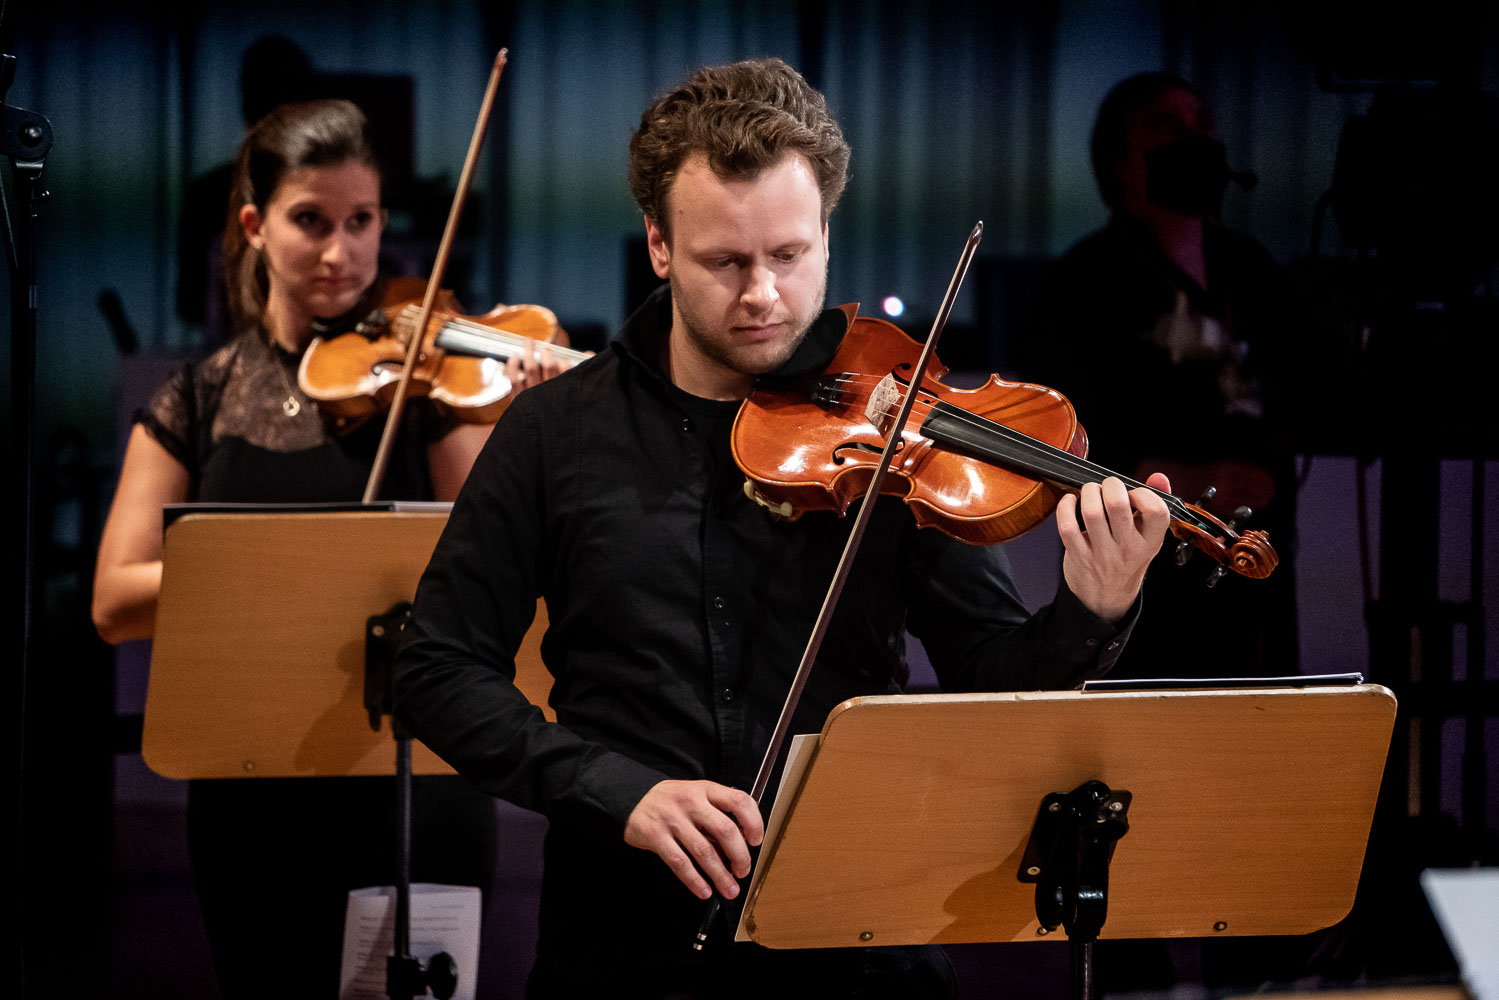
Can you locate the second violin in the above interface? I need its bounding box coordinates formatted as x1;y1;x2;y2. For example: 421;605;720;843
298;275;587;425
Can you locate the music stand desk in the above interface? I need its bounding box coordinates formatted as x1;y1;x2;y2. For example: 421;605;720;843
144;508;553;780
739;684;1395;950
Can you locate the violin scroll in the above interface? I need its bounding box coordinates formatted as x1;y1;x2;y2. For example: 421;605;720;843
1230;529;1278;578
1168;501;1278;581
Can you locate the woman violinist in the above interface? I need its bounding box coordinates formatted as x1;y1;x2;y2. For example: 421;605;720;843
93;98;566;643
91;99;567;997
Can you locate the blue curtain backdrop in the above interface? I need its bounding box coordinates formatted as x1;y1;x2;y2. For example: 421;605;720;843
7;0;1448;448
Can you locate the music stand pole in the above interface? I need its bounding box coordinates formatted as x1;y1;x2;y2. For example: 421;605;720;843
365;603;457;1000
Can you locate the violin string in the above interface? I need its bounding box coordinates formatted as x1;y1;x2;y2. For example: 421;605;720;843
929;402;1203;525
922;400;1199;521
810;377;1202;526
398;306;588;363
819;373;1098;479
443;314;580;355
400;305;535;349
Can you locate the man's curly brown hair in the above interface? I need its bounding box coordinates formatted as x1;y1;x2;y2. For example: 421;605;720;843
628;57;850;239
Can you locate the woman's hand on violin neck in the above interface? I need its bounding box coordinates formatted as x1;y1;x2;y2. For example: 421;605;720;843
1057;473;1173;625
502;341;581;396
624;779;764;901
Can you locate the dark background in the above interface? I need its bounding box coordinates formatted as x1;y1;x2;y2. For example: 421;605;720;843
5;1;1497;997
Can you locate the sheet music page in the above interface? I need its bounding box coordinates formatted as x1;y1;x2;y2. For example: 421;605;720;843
1421;868;1499;1000
1082;672;1364;691
339;883;481;999
736;732;819;942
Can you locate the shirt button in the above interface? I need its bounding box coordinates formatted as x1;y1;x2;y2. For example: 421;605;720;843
712;596;725;610
720;688;735;703
681;417;693;432
1084;637;1098;647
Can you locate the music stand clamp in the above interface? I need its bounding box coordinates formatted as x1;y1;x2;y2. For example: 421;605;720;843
1019;779;1132;1000
365;603;413;735
365;602;457;1000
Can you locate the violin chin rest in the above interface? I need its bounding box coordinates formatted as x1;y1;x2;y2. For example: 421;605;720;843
743;480;796;521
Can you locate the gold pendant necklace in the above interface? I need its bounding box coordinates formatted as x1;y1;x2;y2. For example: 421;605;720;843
267;335;304;418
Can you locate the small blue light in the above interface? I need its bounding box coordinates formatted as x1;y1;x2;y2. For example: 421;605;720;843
882;296;905;318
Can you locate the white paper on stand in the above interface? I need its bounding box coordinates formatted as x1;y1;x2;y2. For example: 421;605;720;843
339;883;481;1000
1421;867;1499;1000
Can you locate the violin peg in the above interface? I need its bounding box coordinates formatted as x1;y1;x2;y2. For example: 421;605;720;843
1223;505;1253;536
1205;563;1229;589
1174;538;1192;566
1196;486;1218;505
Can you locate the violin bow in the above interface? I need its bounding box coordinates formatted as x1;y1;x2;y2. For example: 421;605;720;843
362;48;508;503
693;220;985;949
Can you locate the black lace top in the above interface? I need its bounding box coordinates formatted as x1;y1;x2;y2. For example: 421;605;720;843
137;330;452;503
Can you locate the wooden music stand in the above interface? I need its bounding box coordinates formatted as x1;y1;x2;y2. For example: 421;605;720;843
737;684;1395;995
143;508;554;779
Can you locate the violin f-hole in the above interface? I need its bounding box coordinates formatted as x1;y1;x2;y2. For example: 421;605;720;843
832;440;896;466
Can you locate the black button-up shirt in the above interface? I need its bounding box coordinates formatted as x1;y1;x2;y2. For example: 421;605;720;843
394;286;1135;974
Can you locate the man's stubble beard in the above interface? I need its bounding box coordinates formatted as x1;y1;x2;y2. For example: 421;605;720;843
668;264;828;379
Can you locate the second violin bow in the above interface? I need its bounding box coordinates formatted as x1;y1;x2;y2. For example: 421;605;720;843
363;48;508;503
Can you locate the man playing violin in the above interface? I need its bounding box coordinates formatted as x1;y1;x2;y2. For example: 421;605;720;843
395;58;1171;998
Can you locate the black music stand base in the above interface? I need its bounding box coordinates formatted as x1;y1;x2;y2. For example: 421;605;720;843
1019;779;1132;1000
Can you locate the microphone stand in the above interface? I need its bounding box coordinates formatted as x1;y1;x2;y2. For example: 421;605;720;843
3;47;54;993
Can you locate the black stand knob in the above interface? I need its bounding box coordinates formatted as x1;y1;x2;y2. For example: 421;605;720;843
1019;780;1132;1000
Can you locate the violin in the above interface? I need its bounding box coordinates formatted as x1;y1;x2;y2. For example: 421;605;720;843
298;275;587;425
732;304;1278;581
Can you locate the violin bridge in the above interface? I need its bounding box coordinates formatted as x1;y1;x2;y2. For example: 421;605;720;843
864;373;903;440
